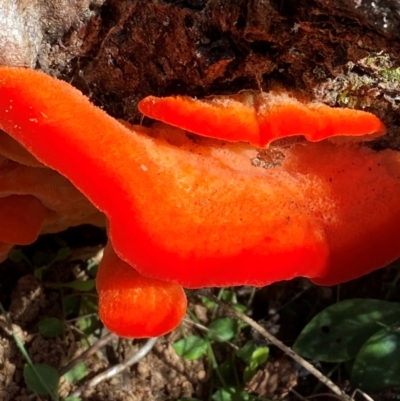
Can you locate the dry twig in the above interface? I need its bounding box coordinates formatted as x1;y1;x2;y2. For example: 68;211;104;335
69;337;158;397
60;332;117;376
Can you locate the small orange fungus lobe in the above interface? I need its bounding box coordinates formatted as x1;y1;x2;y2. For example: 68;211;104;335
0;195;46;244
138;92;386;147
97;244;187;338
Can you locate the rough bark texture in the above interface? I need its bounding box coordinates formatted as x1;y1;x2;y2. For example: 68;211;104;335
2;0;400;147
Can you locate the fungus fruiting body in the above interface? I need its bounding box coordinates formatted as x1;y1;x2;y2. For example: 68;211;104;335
138;92;386;147
0;66;398;338
97;244;187;338
0;195;46;244
0;152;103;261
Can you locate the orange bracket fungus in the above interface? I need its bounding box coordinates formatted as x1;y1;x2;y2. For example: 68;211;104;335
138;92;386;147
0;66;399;338
0;143;104;261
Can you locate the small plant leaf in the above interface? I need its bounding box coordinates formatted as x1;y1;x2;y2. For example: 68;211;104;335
236;341;257;364
351;327;400;392
221;289;236;303
63;295;81;317
24;363;59;395
54;247;71;262
78;296;100;334
38;317;65;338
173;335;208;360
63;398;82;401
251;347;269;366
212;387;250;401
207;318;238;342
50;279;95;292
237;341;269;381
212;388;233;401
63;362;87;383
201;296;217;310
232;303;247;313
293;299;400;362
8;248;30;264
34;265;47;280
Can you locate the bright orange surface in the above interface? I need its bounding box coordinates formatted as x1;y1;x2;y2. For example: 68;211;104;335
0;195;46;244
138;95;261;145
138;92;386;147
0;129;44;167
97;244;186;338
0;67;398;293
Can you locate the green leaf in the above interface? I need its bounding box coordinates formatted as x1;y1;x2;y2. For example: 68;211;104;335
236;341;257;364
78;296;100;335
237;342;269;381
232;303;247;313
50;279;95;292
63;398;82;401
201;296;217;309
8;248;30;264
173;335;208;360
54;247;71;262
221;289;236;303
351;327;400;392
212;388;233;401
207;318;238;342
34;265;47;280
212;387;250;401
243;364;256;382
24;363;59;395
38;318;65;339
250;347;269;366
63;362;87;383
293;299;400;362
63;295;81;317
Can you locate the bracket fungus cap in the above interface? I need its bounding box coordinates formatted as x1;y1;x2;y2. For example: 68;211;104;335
138;92;386;147
0;66;399;338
